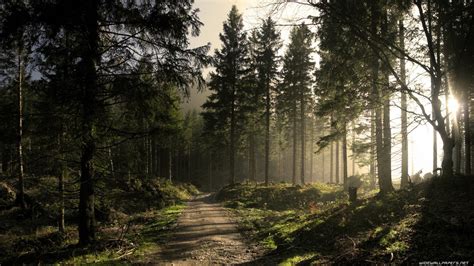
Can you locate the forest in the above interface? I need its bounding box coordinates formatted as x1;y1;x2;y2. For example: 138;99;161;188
0;0;473;264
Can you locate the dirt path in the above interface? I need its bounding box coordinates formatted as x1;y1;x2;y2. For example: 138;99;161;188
150;194;263;265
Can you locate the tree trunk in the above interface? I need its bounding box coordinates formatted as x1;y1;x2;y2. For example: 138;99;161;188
382;89;394;192
342;124;348;189
300;95;305;185
465;90;472;174
310;118;314;183
16;43;26;211
399;19;409;188
330;139;334;183
248;134;256;182
209;152;212;191
58;169;65;233
351;122;355;175
335;139;339;184
370;110;376;188
168;147;172;182
442;137;454;178
151;135;156;176
321;146;325;182
230;86;236;185
264;83;271;185
380;8;394;193
292;102;297;185
453;108;462;173
78;0;100;245
188;144;191;182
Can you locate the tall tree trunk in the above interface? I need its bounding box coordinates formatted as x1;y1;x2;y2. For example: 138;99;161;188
248;134;256;182
151;135;156;176
292;102;297;185
335;139;339;184
300;95;305;185
465;90;471;174
330;139;334;183
375;103;385;192
58;169;65;233
370;110;376;188
168;147;172;182
380;7;394;193
188;144;191;181
310;118;314;183
321;146;325;182
342;123;348;189
57;135;65;233
399;19;409;188
16;43;26;211
230;86;236;185
264;83;271;185
382;89;393;192
208;152;212;191
453;108;462;173
351;122;355;176
78;0;100;245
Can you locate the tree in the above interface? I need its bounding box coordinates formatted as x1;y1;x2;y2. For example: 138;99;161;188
278;23;314;185
250;17;281;185
0;0;210;245
202;5;249;185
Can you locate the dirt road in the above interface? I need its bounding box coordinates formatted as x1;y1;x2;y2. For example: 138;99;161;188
151;194;263;265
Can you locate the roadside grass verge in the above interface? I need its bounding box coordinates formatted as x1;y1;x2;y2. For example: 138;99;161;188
0;178;197;264
218;178;474;264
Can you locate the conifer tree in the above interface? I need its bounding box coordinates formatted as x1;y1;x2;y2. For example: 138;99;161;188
202;5;249;185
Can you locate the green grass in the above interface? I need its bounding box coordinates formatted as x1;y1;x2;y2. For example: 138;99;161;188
62;204;186;264
0;177;196;264
219;177;474;264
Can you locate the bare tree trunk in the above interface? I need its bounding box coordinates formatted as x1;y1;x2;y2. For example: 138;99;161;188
58;169;65;233
292;103;297;185
300;96;305;185
380;8;394;193
330;140;334;183
264;83;271;185
370;110;376;188
351;122;355;176
151;135;156;176
209;152;212;191
230;86;236;185
399;19;409;188
322;146;325;182
310;118;314;183
382;89;393;192
453;108;462;173
16;43;26;211
249;134;256;182
342;123;348;189
188;144;191;182
168;146;172;182
465;90;471;174
335;139;339;184
78;0;100;245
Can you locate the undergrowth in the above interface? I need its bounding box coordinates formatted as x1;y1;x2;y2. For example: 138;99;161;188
218;177;474;264
0;177;197;264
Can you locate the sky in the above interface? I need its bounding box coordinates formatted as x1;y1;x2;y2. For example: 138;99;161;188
183;0;317;111
183;0;451;179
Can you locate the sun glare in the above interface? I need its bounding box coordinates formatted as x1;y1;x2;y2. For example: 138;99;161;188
448;96;460;115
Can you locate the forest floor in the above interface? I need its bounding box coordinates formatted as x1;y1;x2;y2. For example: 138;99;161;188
0;177;200;264
216;178;474;264
139;194;264;264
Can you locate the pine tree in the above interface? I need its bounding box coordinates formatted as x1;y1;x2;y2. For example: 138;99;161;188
202;5;249;185
278;24;314;185
250;17;281;185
